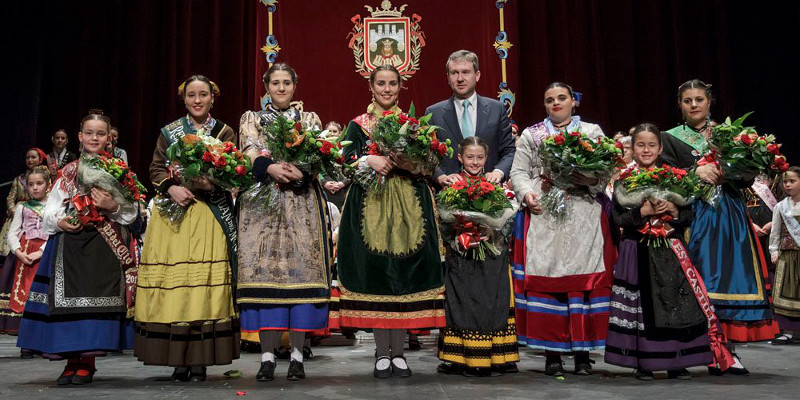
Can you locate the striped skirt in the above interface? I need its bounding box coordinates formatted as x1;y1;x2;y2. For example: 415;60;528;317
604;239;713;370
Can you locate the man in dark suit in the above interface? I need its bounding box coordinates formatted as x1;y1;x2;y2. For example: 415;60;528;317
425;50;515;187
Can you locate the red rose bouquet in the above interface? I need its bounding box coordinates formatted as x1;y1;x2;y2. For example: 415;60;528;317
615;165;703;246
698;113;788;205
72;152;147;225
539;129;625;220
157;134;253;226
239;114;351;215
355;104;453;193
166;134;253;190
437;174;518;260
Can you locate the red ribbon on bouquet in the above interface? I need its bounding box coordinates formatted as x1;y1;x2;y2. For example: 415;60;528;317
454;215;483;251
637;214;675;238
71;194;105;225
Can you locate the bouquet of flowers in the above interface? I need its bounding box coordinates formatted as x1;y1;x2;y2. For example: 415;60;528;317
614;165;703;247
157;134;253;226
166;134;253;189
697;112;788;205
355;104;453;192
539;129;625;220
615;165;700;208
437;175;518;260
239;114;351;215
71;152;147;225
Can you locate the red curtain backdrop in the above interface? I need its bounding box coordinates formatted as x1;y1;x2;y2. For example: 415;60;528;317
253;0;519;129
2;0;798;192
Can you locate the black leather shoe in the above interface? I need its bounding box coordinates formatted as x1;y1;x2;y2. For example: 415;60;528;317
71;369;95;385
56;369;75;385
575;362;592;376
172;367;190;382
636;369;654;381
287;360;305;380
437;362;465;375
256;361;276;382
373;356;392;378
391;356;412;378
188;366;206;382
493;363;519;374
667;368;691;380
545;361;564;376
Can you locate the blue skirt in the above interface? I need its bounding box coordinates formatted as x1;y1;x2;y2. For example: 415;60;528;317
689;187;772;322
16;234;130;357
241;303;328;332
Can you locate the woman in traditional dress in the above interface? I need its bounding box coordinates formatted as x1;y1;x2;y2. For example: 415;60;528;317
660;79;776;374
510;82;616;376
768;167;800;345
605;124;714;380
134;75;240;382
1;148;48;256
17;111;137;385
237;63;331;382
436;137;519;377
336;65;445;378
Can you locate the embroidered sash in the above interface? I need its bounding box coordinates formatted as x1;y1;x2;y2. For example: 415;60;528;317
777;198;800;246
668;239;734;370
160;117;239;284
752;178;778;211
666;125;705;153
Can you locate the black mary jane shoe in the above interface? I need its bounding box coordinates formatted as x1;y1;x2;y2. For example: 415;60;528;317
56;369;76;386
256;361;276;382
667;368;692;380
772;334;794;346
574;358;595;376
437;362;465;375
373;356;392;379
19;349;35;359
391;356;412;378
493;363;519;374
172;367;190;382
287;360;305;381
463;367;501;378
635;369;654;381
727;353;750;376
188;366;207;382
545;361;565;376
71;369;96;385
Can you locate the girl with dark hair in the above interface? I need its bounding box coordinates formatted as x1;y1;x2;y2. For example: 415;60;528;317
605;124;718;380
660;79;775;375
17;111;138;385
436;136;519;377
510;82;616;377
135;75;240;382
237;62;332;382
335;65;445;378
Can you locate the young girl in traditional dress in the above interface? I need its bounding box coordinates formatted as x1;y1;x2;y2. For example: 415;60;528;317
437;137;519;377
1;148;48;256
0;166;50;351
17;111;138;385
769;166;800;344
606;124;717;380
